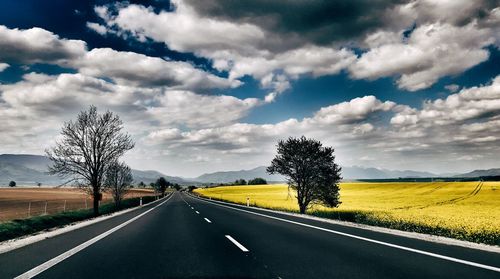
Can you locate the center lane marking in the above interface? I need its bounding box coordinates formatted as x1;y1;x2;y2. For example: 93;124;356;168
225;235;249;252
195;211;200;214
204;218;212;223
187;193;500;273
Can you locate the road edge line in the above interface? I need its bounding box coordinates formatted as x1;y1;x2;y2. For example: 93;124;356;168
188;193;500;254
0;194;170;255
14;193;174;279
187;194;500;273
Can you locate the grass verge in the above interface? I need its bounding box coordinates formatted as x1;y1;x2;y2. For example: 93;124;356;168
0;196;158;242
311;210;500;246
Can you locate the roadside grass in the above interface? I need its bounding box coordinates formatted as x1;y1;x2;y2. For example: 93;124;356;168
0;196;158;242
194;183;500;246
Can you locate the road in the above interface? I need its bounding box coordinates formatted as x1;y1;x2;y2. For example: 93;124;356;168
1;191;499;278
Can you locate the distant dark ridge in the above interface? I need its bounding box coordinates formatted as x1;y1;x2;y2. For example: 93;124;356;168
0;154;196;186
455;168;500;178
356;176;500;183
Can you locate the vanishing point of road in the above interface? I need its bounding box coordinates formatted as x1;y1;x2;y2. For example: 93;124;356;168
1;192;499;278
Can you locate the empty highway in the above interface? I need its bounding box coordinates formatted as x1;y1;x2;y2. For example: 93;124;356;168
1;192;499;278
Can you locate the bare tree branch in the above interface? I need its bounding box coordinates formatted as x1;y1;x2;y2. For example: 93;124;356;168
46;105;134;216
104;161;133;208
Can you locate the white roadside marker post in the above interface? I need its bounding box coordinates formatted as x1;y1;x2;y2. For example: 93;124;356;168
63;200;66;212
44;201;48;215
28;202;31;217
140;197;143;206
247;197;250;207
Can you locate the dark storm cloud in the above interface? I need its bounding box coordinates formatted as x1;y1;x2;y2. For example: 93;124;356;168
410;0;500;27
184;0;409;46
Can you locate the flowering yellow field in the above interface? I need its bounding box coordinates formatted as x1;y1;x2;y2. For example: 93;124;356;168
194;182;500;245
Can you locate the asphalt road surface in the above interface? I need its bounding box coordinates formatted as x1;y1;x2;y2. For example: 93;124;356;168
1;192;499;278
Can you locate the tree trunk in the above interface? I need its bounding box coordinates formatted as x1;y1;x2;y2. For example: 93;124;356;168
93;187;99;216
299;204;307;214
298;196;307;214
116;196;121;209
297;187;307;214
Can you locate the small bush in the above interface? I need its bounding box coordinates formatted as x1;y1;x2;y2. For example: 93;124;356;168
233;179;247;185
248;178;267;185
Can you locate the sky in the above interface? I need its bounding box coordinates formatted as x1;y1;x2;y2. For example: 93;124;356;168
0;0;499;177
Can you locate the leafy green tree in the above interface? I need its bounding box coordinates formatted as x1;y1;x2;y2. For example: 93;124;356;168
248;178;267;185
138;181;146;188
155;177;170;197
8;181;16;187
267;136;342;214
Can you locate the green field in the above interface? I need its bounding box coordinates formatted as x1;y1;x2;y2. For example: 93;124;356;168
194;182;500;245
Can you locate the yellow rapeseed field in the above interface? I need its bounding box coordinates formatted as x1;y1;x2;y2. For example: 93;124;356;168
194;182;500;245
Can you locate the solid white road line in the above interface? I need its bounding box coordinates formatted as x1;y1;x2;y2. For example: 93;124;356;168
189;194;500;273
15;194;174;279
195;211;200;214
225;235;249;252
204;218;212;223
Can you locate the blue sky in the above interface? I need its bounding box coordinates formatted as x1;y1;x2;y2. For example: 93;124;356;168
0;0;499;176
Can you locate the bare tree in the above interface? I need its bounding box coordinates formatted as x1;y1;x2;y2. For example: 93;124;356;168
46;106;134;216
267;136;342;214
104;161;133;208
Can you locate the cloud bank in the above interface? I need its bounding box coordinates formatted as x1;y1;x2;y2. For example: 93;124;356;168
0;1;499;176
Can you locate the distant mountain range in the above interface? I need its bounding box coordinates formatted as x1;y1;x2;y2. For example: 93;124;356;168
192;165;441;183
1;154;498;186
0;154;62;186
192;166;284;183
0;154;191;186
131;169;190;185
455;168;500;178
341;166;440;180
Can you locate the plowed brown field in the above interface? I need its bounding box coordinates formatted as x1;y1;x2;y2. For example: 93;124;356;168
0;187;154;221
